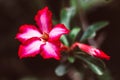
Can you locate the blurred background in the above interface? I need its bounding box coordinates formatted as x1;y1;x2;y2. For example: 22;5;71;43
0;0;120;80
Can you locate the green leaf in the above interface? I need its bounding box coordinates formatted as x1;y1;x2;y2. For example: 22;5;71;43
79;0;112;11
76;55;105;75
68;56;75;63
69;27;81;43
80;21;109;41
98;70;112;80
70;0;77;7
61;35;69;46
87;61;103;75
55;64;67;76
60;7;76;29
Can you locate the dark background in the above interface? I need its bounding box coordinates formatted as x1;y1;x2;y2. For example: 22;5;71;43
0;0;120;80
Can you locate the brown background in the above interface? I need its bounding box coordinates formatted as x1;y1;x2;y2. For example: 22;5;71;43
0;0;120;80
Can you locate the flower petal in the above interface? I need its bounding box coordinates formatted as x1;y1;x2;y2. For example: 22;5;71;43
18;38;44;59
72;42;110;60
40;42;60;60
49;24;70;41
35;7;52;33
16;24;41;43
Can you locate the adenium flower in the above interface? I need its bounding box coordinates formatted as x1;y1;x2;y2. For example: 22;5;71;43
15;7;69;60
71;42;110;60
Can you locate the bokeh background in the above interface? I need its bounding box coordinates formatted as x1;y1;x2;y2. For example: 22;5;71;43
0;0;120;80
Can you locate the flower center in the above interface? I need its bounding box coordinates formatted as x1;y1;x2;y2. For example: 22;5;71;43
41;32;49;41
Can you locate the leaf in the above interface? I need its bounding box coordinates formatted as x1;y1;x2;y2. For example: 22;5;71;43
68;56;75;63
55;64;67;76
70;0;78;10
98;70;112;80
80;21;109;41
60;7;76;29
61;35;69;46
69;27;81;43
70;0;77;7
76;55;105;75
87;61;103;75
79;0;112;11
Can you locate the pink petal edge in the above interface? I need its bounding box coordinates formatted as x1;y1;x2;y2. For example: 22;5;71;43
18;38;44;59
35;7;52;33
15;24;41;43
40;42;60;60
49;24;70;41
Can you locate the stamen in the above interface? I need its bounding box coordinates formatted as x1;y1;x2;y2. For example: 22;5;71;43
40;32;49;41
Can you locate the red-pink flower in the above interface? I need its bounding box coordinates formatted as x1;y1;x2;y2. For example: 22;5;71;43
71;42;110;60
16;7;69;60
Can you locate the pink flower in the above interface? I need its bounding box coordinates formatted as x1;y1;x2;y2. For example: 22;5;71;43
16;7;69;60
71;42;110;60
